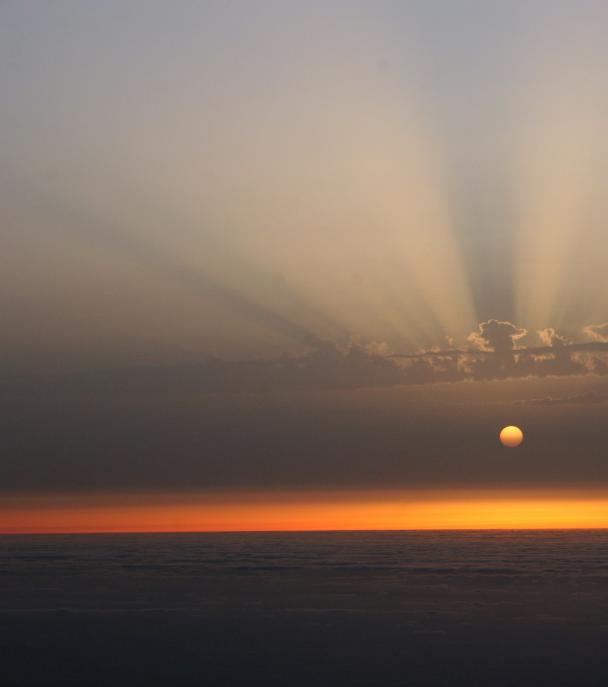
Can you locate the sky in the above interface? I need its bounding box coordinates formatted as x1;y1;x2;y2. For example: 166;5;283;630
2;1;608;531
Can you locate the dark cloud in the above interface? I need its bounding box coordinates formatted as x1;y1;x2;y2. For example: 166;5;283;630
467;319;527;357
4;321;608;398
393;320;608;386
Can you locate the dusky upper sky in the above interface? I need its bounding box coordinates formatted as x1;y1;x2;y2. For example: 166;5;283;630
1;1;608;528
3;0;608;367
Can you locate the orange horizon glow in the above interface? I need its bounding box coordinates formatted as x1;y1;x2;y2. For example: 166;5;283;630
4;489;608;534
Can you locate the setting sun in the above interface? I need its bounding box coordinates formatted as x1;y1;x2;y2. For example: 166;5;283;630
500;425;524;448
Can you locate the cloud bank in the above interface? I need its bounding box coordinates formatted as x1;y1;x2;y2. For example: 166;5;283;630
6;320;608;395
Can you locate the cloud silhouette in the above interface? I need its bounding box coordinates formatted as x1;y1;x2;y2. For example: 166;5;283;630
467;320;527;356
392;320;608;386
4;321;608;395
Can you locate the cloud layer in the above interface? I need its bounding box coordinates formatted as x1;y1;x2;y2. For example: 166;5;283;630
6;320;607;395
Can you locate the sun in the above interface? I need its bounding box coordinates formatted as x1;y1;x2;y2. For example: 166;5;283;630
500;425;524;448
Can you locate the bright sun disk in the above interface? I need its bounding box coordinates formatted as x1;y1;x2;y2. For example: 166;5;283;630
500;425;524;448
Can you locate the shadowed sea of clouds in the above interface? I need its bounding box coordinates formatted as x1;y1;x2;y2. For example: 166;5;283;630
3;531;608;685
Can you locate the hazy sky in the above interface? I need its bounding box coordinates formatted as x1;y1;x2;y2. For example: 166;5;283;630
3;0;608;368
1;2;608;514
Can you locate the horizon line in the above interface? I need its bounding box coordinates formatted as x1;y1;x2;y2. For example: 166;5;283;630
4;526;608;536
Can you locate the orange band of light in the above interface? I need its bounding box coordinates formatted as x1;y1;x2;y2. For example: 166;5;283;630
3;489;608;533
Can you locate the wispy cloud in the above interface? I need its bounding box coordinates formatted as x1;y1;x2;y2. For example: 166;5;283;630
584;323;608;343
513;391;608;407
